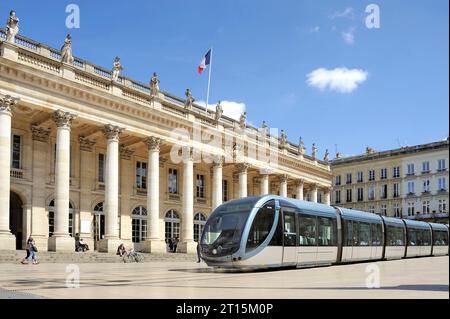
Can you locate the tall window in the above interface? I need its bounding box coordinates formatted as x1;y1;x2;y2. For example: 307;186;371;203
165;210;180;240
380;168;387;180
422;161;430;173
368;206;375;214
393;166;400;178
196;174;205;198
48;200;74;237
393;183;400;198
438;159;446;171
222;180;229;202
438;177;447;191
98;153;105;183
368;186;375;200
132;206;148;244
393;203;401;218
335;190;341;204
407;181;415;194
346;189;352;203
335;175;341;186
168;168;178;194
407;202;415;216
407;163;415;176
357;171;364;183
357;188;364;201
346;173;352;184
380;205;387;216
381;184;388;199
422;201;430;214
438;200;447;213
11;134;22;169
136;161;147;189
194;213;207;242
368;170;375;181
317;192;323;204
423;180;430;193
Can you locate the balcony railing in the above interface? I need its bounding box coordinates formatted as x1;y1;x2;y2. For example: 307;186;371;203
10;168;24;179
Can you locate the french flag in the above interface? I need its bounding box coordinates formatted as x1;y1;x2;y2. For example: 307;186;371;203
198;49;211;74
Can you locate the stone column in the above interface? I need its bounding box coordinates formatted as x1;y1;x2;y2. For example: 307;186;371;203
30;126;51;251
211;160;223;210
142;137;166;253
119;145;134;248
237;163;249;198
48;110;76;251
179;147;196;253
0;95;18;250
324;188;331;206
78;137;96;250
260;173;270;195
99;125;122;253
295;179;304;201
311;184;318;203
280;174;288;198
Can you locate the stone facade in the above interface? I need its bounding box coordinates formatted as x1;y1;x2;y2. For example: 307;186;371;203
0;29;332;253
331;140;449;223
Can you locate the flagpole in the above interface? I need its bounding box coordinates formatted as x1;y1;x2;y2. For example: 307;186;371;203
205;47;213;114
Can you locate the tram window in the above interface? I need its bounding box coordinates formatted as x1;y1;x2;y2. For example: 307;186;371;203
269;210;283;246
353;222;360;246
299;214;317;246
318;217;336;246
283;212;297;247
246;201;276;253
386;225;404;246
434;231;449;246
344;220;353;246
408;229;418;246
359;223;371;246
371;223;382;246
421;229;431;246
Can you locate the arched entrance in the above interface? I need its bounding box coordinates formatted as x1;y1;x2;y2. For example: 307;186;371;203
131;206;147;252
194;213;207;242
10;192;23;249
93;202;105;251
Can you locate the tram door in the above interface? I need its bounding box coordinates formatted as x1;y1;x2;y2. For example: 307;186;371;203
282;210;298;266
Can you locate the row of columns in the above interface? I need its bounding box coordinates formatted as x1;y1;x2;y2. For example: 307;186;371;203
0;98;331;252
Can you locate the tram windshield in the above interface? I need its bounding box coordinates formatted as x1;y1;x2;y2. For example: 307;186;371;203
201;199;257;257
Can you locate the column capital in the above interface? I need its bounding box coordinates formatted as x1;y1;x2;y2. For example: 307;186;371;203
103;124;123;141
119;145;135;160
294;179;305;187
144;136;163;151
279;174;289;183
237;163;250;173
212;157;224;168
310;183;318;190
52;109;76;128
79;136;96;152
259;168;273;176
182;146;195;161
0;95;19;115
31;125;51;143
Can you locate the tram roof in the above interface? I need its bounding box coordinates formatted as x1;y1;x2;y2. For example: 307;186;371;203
336;207;383;224
382;216;406;227
428;222;449;231
403;219;431;230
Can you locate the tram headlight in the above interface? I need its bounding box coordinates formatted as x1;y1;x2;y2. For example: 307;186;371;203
212;249;217;255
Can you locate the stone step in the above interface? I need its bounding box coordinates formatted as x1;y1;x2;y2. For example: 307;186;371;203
0;250;197;264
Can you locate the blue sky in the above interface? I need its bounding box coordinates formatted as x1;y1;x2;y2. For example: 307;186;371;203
1;0;448;159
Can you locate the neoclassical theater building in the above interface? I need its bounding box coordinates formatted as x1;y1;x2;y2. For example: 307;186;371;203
0;26;332;253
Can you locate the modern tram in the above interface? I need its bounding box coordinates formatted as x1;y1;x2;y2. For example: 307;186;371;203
199;195;449;269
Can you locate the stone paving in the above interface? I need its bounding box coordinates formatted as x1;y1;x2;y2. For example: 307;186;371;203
0;256;448;299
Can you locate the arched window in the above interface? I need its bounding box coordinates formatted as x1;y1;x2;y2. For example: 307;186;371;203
132;206;148;244
165;210;180;240
93;202;105;243
194;213;207;242
48;200;74;237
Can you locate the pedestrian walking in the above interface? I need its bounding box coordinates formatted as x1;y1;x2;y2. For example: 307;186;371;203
173;237;179;253
196;241;201;263
21;236;39;265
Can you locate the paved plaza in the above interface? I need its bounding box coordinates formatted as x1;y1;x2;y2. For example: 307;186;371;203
0;256;448;299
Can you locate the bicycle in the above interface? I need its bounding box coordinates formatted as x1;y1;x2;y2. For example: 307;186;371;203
122;250;144;263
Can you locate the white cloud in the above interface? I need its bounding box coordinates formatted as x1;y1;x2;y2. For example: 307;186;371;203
341;27;356;45
197;100;246;121
330;7;355;19
306;67;368;93
310;26;320;33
